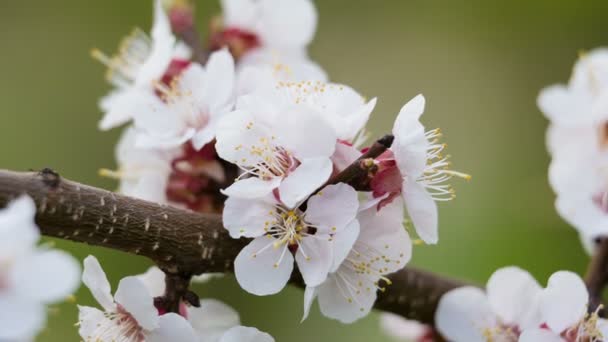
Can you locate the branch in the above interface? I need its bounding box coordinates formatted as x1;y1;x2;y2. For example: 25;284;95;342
0;168;466;325
585;238;608;313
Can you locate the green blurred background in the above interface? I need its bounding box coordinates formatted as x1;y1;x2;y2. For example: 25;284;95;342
1;0;606;340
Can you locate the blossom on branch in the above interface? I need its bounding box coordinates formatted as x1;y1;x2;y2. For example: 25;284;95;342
436;266;608;342
93;0;190;131
371;94;470;244
224;183;359;295
0;195;80;341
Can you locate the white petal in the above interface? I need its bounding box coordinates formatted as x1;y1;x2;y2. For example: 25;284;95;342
275;105;336;159
219;326;275;342
278;157;332;208
10;249;80;303
435;287;495;342
330;220;360;272
223;197;275;238
257;0;317;49
0;195;39;256
221;0;258;29
234;237;294;295
392;95;428;178
215;109;272;165
519;328;565;342
202;49;235;110
77;305;112;341
295;236;332;287
380;313;429;341
539;271;588;333
147;313;197;342
305;183;359;233
316;273;377;324
114;276;158;330
136;0;175;86
222;177;281;199
403;179;438;244
331;141;362;172
136;266;166;298
0;294;44;341
486;266;542;329
537;84;592;125
82;255;115;311
188;299;240;340
302;286;317;322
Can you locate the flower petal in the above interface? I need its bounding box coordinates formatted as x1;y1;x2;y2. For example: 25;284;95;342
10;249;80;303
435;287;495;342
136;0;175;86
402;179;438;244
275;105;336;159
539;271;588;333
188;299;240;339
234;237;294;295
279;157;333;208
486;266;542;329
82;255;115;312
136;266;166;298
0;195;39;256
305;183;359;233
0;294;44;341
114;276;158;330
201;49;235;110
392;95;428;178
302;286;317;322
223;197;275;238
295;236;332;287
222;177;281;199
147;313;197;342
219;326;275;342
257;0;317;49
330;220;360;272
519;328;565;342
316;273;377;324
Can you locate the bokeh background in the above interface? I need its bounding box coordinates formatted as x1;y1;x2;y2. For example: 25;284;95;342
2;0;607;340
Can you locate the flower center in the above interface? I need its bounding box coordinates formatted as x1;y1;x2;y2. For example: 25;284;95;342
209;26;261;59
480;325;519;342
561;306;604;342
236;137;297;181
82;306;145;342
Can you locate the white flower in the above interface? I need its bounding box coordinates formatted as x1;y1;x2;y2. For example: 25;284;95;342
101;127;177;203
302;197;412;324
78;256;197;342
435;266;543;342
215;94;336;207
238;70;376;143
134;49;236;150
519;271;608;342
136;266;275;342
224;183;359;295
0;195;80;341
94;0;188;130
538;49;608;243
371;94;469;244
379;313;433;342
236;50;328;87
220;0;317;52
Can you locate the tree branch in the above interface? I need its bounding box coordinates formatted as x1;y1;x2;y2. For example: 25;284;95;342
0;168;466;325
585;237;608;313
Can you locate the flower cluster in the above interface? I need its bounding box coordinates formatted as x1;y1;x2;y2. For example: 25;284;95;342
0;195;80;341
92;0;467;326
435;266;607;342
77;256;274;342
538;49;608;250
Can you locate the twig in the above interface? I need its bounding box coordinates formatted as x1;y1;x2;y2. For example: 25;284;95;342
584;237;608;313
0;169;465;324
326;134;394;190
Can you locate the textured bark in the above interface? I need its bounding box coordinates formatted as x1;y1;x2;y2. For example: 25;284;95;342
0;168;466;325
